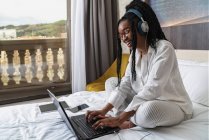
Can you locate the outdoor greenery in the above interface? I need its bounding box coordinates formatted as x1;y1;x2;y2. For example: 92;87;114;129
0;20;66;37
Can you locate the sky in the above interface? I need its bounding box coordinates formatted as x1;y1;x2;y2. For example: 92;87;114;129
0;0;67;26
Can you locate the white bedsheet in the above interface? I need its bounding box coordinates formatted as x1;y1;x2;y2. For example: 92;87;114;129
0;91;208;140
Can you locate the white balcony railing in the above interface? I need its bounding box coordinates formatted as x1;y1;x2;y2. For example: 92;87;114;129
0;38;68;89
0;48;65;85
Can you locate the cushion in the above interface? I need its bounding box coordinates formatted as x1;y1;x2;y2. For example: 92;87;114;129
86;82;105;91
178;60;209;106
105;77;118;93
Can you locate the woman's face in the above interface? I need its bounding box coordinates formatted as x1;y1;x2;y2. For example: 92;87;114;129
118;20;132;48
118;19;146;52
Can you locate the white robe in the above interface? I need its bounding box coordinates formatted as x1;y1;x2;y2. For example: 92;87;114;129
108;40;193;117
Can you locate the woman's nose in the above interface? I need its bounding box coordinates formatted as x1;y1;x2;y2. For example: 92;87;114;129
121;34;128;42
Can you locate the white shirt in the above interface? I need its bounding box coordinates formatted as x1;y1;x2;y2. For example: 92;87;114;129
108;40;193;116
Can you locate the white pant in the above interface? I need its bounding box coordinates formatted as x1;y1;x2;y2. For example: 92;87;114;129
114;100;185;128
130;100;185;128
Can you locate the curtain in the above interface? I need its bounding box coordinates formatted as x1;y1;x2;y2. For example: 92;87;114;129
84;0;118;84
71;0;86;93
71;0;118;93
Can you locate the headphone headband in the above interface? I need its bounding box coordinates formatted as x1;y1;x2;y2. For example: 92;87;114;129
126;9;143;19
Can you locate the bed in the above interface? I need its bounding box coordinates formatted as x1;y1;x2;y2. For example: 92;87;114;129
0;56;208;140
1;2;209;138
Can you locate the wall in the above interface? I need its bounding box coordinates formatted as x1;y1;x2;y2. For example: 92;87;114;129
118;0;209;26
118;0;132;18
149;0;209;27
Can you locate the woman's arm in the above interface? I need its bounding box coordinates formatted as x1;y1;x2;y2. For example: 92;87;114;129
102;103;114;114
117;110;136;122
108;61;133;109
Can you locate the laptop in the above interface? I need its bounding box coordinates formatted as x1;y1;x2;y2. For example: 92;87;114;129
47;89;120;140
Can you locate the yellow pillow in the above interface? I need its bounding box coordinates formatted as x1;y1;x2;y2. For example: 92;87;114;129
86;54;129;91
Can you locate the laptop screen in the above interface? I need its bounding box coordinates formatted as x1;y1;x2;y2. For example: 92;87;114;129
47;89;78;139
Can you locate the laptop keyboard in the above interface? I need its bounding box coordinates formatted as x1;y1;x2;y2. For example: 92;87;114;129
72;114;109;136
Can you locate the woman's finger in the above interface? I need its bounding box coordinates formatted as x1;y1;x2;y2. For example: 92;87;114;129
88;111;96;121
85;110;92;120
92;120;101;129
95;122;105;130
93;118;111;129
97;115;107;119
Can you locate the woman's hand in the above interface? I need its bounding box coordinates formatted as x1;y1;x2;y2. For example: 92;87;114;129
91;110;136;129
85;110;106;122
92;116;122;129
86;103;114;122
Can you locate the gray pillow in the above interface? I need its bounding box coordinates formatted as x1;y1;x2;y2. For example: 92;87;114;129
105;77;118;93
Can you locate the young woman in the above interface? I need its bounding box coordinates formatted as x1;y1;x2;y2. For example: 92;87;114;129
86;0;193;129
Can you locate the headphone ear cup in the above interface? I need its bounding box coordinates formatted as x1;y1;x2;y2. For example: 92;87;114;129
137;20;149;36
137;20;145;35
141;21;149;33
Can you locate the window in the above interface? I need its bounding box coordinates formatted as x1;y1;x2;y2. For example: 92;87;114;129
0;0;71;104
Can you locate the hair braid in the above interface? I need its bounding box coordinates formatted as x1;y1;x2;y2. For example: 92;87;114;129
117;37;122;86
130;19;137;81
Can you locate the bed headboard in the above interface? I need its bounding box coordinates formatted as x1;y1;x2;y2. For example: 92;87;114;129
175;50;208;62
162;22;209;50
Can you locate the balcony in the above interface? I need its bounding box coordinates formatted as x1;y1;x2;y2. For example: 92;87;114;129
0;38;71;105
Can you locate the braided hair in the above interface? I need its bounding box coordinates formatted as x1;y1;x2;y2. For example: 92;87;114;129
117;1;167;85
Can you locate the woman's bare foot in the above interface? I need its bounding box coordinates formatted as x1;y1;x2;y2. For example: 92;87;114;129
119;121;136;129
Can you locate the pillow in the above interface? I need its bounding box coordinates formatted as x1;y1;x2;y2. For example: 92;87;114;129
105;77;118;93
178;60;209;106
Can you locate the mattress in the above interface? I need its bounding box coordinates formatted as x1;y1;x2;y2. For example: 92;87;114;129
0;91;208;140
